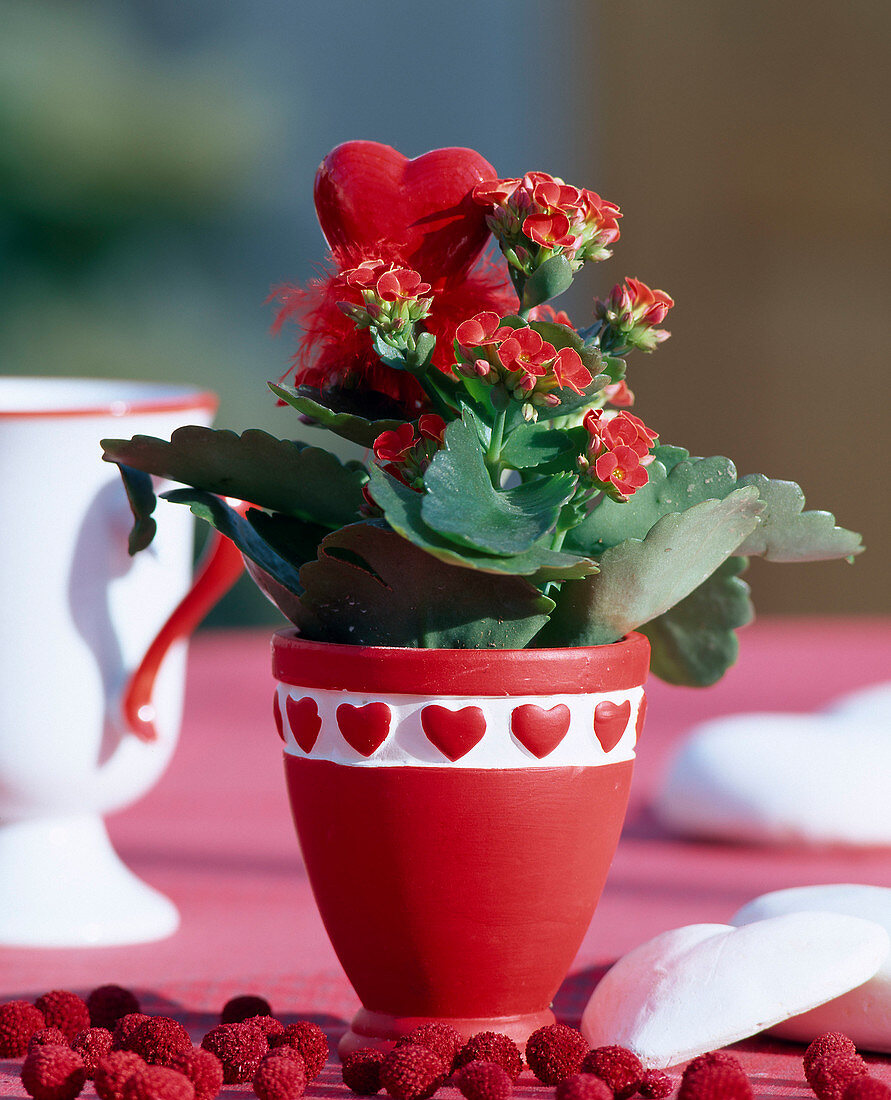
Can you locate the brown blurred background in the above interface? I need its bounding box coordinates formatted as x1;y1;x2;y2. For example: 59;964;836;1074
582;1;889;614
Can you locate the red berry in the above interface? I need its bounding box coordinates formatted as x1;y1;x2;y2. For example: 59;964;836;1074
87;988;141;1032
555;1074;613;1100
122;1065;194;1100
397;1023;462;1073
244;1016;285;1043
807;1054;869;1100
525;1024;589;1085
34;993;90;1043
804;1036;860;1077
454;1060;513;1100
842;1080;891;1100
168;1048;224;1100
454;1033;524;1083
379;1044;446;1100
94;1051;146;1100
252;1052;306;1100
581;1046;643;1099
685;1053;744;1075
0;1000;47;1057
678;1063;753;1100
269;1021;328;1081
129;1018;193;1067
342;1048;385;1095
639;1069;674;1099
112;1015;152;1051
221;997;272;1025
201;1023;268;1084
71;1029;114;1077
21;1046;87;1100
29;1030;71;1054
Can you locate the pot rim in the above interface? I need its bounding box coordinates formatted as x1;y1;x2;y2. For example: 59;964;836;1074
272;628;649;695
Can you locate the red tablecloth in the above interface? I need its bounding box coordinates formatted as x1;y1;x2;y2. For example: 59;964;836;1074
2;618;890;1097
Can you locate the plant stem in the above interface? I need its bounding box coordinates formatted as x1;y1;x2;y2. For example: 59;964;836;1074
486;405;508;487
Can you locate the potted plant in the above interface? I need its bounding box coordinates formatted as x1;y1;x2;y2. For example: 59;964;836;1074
101;140;862;1053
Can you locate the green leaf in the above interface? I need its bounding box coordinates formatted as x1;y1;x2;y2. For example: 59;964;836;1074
532;488;763;647
161;489;305;598
499;423;587;471
735;474;864;562
297;521;555;649
420;415;576;555
521;254;574;309
269;382;404;447
117;464;157;554
640;557;753;686
566;453;741;554
101;426;367;529
368;464;597;582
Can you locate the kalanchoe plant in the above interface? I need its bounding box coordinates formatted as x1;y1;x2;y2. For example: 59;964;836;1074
101;141;863;686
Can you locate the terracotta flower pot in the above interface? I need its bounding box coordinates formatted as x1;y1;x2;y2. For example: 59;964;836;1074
272;630;650;1056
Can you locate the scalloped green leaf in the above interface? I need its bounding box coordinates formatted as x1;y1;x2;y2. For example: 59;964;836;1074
640;557;753;686
269;382;404;447
499;423;587;471
532;488;763;647
420;415;577;555
521;254;574;309
735;474;864;562
367;464;597;583
101;426;367;529
296;521;554;649
117;463;157;554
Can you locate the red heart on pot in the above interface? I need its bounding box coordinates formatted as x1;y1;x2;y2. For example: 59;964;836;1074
635;693;647;743
421;705;486;761
273;693;285;742
511;703;571;759
314;141;497;283
286;695;322;754
594;699;632;753
337;702;391;757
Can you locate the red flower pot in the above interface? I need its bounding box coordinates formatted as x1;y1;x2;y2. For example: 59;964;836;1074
272;630;650;1056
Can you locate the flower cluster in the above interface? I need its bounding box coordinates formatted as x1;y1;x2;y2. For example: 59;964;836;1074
371;414;447;491
472;172;621;276
593;277;674;354
454;312;594;419
580;408;658;501
335;260;433;341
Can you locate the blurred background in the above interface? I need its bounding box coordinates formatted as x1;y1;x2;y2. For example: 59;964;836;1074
3;0;887;624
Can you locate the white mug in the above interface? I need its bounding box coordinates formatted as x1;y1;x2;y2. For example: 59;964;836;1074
0;377;242;946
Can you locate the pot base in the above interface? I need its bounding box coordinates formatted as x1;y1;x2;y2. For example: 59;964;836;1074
339;1006;555;1058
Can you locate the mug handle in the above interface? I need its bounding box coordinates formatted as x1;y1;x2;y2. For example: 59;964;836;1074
122;521;245;742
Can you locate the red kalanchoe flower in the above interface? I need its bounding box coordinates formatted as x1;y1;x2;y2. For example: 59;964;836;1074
0;1000;46;1057
268;1021;328;1082
638;1069;674;1099
168;1048;224;1100
842;1080;891;1100
252;1052;306;1100
336;260;433;338
370;415;447;494
129;1017;193;1067
373;423;417;464
122;1065;194;1100
396;1022;463;1073
21;1046;87;1100
807;1054;869;1100
554;1074;613;1100
602;380;634;407
88;988;141;1033
528;304;574;327
580;1045;643;1099
35;993;90;1043
94;1052;147;1100
221;997;272;1025
342;1048;385;1096
454;1060;513;1100
29;1029;71;1054
582;408;658;502
594;277;674;354
71;1029;114;1078
524;1024;588;1085
112;1015;152;1052
453;1032;524;1083
201;1024;268;1085
379;1044;446;1100
804;1035;859;1076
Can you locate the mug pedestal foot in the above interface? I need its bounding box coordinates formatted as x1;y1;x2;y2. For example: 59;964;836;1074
0;814;179;947
338;1006;556;1058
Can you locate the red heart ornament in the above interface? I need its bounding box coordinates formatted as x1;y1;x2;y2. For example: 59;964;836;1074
511;703;571;759
286;695;322;754
421;705;486;762
594;699;632;753
336;702;391;757
314;141;496;284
